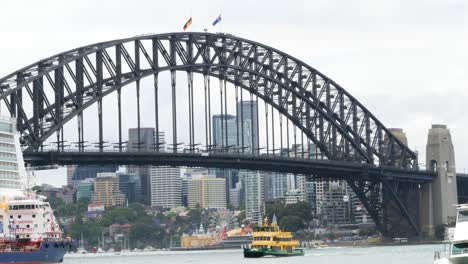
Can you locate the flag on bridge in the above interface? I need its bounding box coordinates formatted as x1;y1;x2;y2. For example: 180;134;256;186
212;14;221;26
183;17;192;31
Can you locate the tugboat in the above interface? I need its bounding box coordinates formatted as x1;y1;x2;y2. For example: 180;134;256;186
0;116;72;263
243;215;304;258
434;204;468;264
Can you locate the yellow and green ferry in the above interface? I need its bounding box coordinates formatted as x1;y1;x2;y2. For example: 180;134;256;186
243;216;304;258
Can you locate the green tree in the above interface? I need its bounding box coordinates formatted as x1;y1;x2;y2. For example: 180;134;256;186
279;216;304;232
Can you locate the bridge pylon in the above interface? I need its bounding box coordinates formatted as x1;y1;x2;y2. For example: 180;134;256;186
420;124;457;238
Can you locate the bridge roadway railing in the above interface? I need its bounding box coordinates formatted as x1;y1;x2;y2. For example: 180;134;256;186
23;149;435;183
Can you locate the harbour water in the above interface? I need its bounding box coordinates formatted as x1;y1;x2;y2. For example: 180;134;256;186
64;244;443;264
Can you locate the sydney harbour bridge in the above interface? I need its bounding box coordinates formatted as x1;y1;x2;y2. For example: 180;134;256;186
0;32;449;238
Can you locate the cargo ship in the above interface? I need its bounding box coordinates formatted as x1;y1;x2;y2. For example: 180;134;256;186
243;216;304;258
0;116;71;263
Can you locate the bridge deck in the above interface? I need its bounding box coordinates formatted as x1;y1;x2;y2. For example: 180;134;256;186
24;151;435;183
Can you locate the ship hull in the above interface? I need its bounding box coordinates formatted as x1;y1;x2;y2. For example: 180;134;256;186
243;248;304;258
0;242;70;264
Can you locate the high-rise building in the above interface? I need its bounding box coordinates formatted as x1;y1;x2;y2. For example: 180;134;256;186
128;129;166;204
212;114;237;151
236;101;258;153
315;180;325;216
188;177;226;209
264;173;288;201
149;166;181;208
306;181;316;214
117;172;141;204
0;117;23;192
353;198;373;225
320;180;353;225
229;182;242;208
66;165;76;186
71;165;118;186
181;177;189;207
285;189;302;205
211;115;241;203
127;128;158;204
92;173;126;208
242;171;265;224
77;178;94;200
295;175;307;202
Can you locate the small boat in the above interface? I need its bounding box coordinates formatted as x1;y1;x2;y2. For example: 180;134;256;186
243;215;304;258
434;204;468;264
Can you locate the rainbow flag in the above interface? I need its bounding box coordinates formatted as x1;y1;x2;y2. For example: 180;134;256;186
183;17;192;31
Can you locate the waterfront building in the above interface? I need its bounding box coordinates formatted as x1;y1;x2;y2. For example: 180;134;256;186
180;225;217;248
188;177;226;209
149;166;181;208
77;178;94;200
353;198;374;225
92;172;126;208
320;180;353;225
0;116;24;191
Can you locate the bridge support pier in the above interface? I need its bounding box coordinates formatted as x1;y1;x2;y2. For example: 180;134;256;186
420;124;457;239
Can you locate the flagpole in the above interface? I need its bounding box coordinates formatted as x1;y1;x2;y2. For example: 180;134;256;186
220;9;223;33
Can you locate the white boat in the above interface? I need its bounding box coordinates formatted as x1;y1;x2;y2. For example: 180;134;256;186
434;204;468;264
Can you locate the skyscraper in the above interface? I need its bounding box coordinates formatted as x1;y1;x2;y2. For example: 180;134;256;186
128;128;165;204
236;101;258;154
211;114;240;203
264;172;288;201
149;166;181;208
212;114;238;151
242;171;265;224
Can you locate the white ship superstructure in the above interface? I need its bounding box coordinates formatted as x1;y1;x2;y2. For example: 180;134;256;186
0;194;63;241
0;116;27;196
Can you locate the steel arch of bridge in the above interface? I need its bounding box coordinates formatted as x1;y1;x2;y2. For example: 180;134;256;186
0;32;417;168
0;32;429;237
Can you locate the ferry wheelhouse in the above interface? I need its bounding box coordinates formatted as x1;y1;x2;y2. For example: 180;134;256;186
243;216;304;258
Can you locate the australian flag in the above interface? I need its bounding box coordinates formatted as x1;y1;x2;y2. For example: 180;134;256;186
212;14;221;26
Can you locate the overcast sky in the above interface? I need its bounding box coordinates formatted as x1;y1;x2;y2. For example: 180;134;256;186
1;0;467;186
